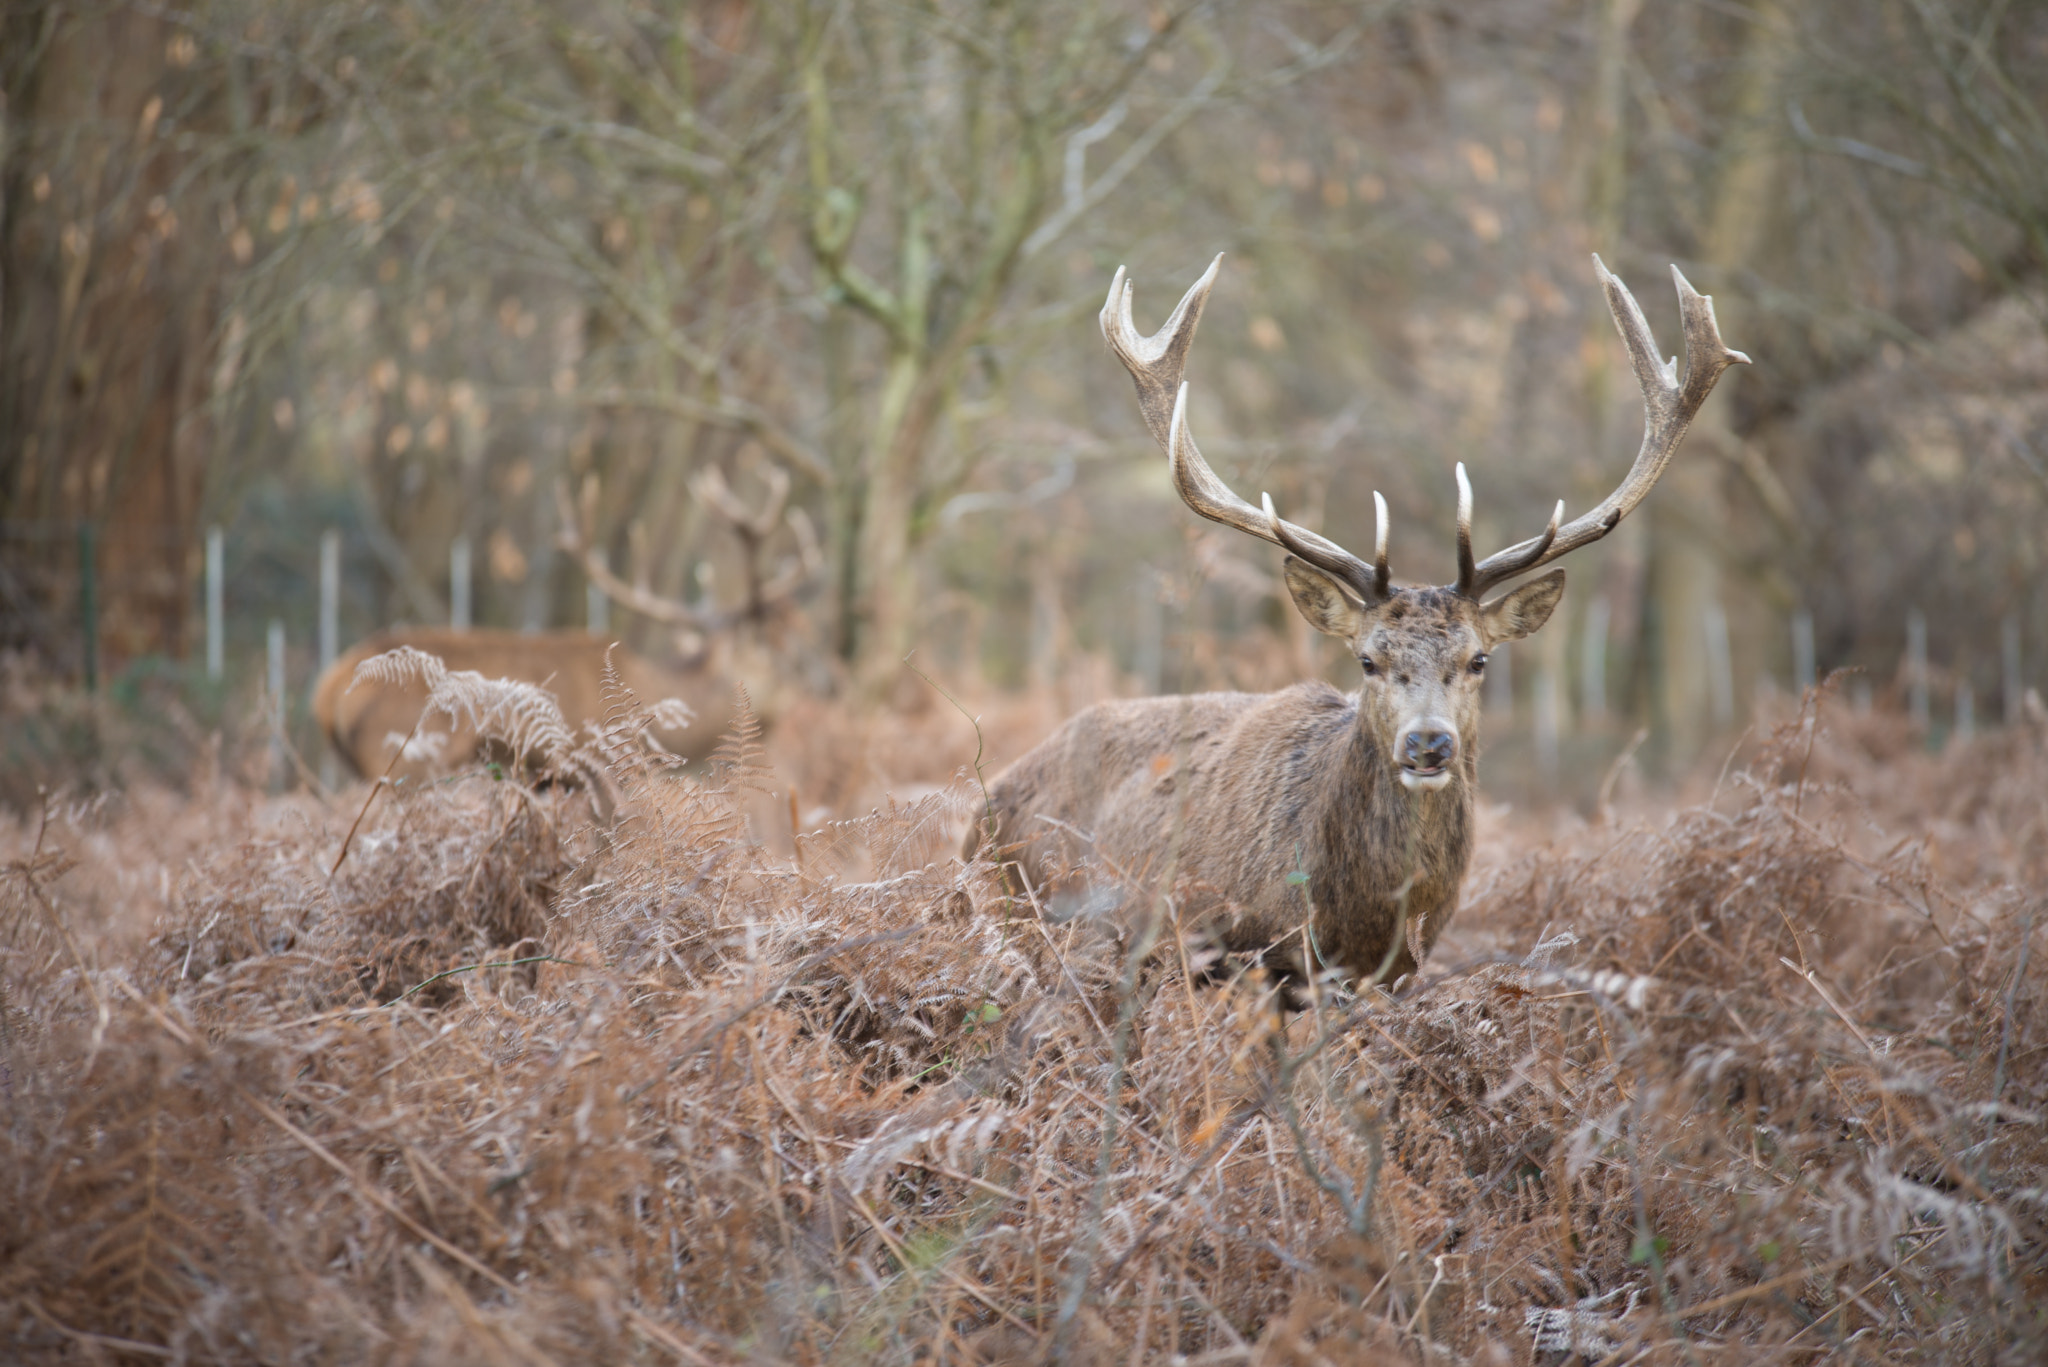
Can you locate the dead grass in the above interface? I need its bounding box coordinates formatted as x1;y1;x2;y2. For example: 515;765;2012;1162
2;669;2044;1364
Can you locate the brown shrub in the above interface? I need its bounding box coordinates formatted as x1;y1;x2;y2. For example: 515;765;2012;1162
2;685;2043;1363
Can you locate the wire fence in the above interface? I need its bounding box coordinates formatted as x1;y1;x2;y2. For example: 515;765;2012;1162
2;515;2036;767
0;519;201;689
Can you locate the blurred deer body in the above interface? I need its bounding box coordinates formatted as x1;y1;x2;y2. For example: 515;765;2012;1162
976;255;1747;986
314;628;734;782
314;453;825;784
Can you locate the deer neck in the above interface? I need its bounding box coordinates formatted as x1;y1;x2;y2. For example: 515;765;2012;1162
1303;710;1475;961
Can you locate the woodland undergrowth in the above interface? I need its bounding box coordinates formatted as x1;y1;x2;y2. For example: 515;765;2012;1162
1;661;2043;1364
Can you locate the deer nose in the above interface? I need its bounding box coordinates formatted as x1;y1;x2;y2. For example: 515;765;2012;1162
1401;729;1457;773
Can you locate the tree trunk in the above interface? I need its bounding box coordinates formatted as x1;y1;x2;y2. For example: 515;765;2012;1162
1642;1;1786;770
0;6;218;670
853;347;932;688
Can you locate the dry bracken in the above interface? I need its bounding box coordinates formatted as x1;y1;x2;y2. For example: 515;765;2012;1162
1;682;2043;1364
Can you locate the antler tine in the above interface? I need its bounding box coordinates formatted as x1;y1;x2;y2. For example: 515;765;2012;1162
1109;258;1389;603
1371;491;1390;598
1101;254;1224;447
1457;464;1562;598
553;474;714;629
1462;255;1750;598
1163;383;1382;602
1258;489;1381;603
1456;463;1560;595
691;464;786;539
758;506;824;607
1454;463;1475;596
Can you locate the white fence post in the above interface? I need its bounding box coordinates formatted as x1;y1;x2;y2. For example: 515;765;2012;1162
1703;600;1734;727
450;534;472;631
318;529;340;675
206;525;224;680
267;619;287;788
1907;609;1929;729
1579;595;1609;720
1792;608;1815;694
586;547;609;635
2005;615;2023;728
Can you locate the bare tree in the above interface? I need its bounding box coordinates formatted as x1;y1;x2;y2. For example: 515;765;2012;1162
0;3;234;666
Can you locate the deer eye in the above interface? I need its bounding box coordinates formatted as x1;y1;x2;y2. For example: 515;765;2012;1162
1360;657;1380;677
1468;653;1488;675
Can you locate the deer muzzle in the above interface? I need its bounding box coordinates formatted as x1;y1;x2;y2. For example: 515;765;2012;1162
1399;724;1458;791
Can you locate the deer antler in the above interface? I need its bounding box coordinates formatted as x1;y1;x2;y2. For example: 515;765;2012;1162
689;461;819;619
556;475;716;628
555;461;821;630
689;463;789;540
1102;256;1391;603
756;505;823;609
1460;256;1749;598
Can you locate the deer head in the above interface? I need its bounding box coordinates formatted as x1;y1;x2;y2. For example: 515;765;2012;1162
1101;254;1748;790
554;458;822;644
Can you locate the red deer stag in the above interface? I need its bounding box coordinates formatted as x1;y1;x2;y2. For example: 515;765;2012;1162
973;255;1747;987
315;462;817;782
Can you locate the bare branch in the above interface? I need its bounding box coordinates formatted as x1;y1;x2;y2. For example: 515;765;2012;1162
689;464;789;540
572;387;831;485
1787;99;1928;178
1024;62;1228;259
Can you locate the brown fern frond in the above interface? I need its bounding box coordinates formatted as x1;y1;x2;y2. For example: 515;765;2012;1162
708;685;773;795
347;643;450;693
578;645;700;793
350;645;592;785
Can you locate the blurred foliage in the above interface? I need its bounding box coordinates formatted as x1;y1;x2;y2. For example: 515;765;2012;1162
2;0;2044;785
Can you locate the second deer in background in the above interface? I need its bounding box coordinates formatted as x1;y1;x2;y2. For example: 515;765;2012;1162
974;254;1748;988
314;460;820;782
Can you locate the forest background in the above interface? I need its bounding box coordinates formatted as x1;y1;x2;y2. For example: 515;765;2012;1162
3;0;2045;795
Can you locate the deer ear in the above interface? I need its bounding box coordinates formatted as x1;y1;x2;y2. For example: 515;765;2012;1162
1283;556;1367;639
1479;569;1565;645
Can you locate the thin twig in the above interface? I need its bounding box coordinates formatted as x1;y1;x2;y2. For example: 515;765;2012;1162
244;1088;517;1293
1669;1255;1855;1322
624;1309;726;1366
1597;727;1650;823
21;1299;175;1360
902;651;997;855
330;703;432;877
385;955;596;1007
1778;956;1880;1056
1987;905;2037;1157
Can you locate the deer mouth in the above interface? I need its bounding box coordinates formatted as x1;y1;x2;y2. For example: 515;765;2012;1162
1399;764;1452;791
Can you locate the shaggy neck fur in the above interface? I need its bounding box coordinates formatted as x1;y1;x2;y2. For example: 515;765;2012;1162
1301;692;1477;984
